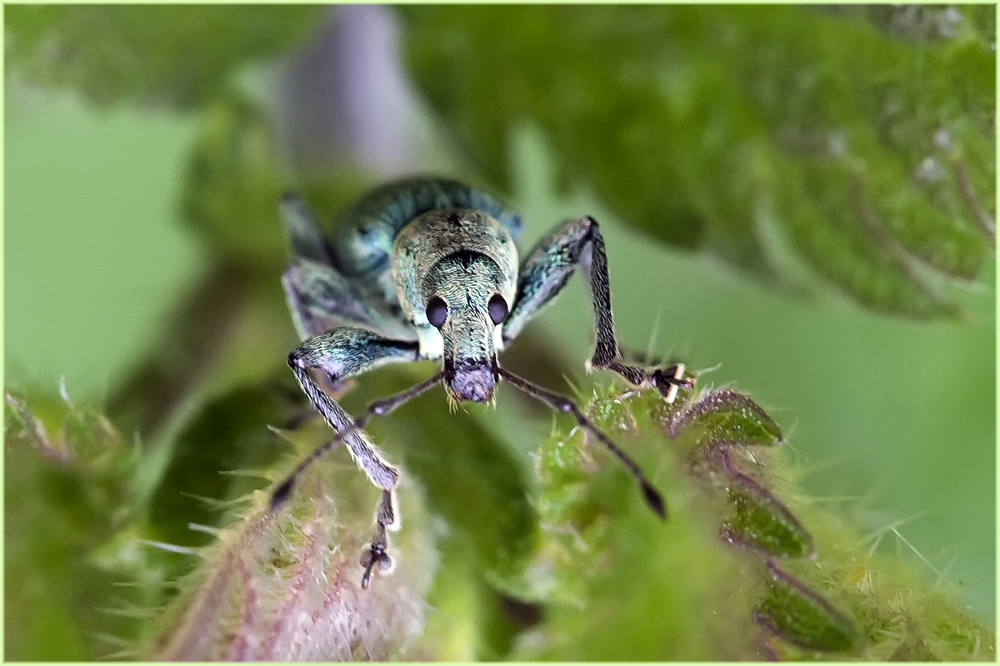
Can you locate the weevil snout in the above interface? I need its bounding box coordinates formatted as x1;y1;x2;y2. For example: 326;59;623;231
446;359;497;402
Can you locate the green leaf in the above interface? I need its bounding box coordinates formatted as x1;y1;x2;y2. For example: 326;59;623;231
5;6;322;108
663;388;783;447
755;560;858;653
3;390;167;660
517;384;993;660
719;453;814;558
146;380;297;548
401;6;994;317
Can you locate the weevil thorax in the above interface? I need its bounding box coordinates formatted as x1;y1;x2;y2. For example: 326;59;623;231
392;209;518;404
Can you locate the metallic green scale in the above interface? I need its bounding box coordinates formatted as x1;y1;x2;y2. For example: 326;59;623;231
274;176;690;588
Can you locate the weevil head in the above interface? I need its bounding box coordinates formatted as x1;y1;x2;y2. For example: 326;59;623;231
392;208;519;403
423;250;513;404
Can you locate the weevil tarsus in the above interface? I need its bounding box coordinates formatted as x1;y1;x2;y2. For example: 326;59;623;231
273;177;692;587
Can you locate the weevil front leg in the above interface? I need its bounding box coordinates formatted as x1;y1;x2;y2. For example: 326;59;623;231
360;489;396;588
503;216;692;401
281;326;420;586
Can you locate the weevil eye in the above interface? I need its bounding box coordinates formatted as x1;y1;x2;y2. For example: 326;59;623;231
488;294;508;325
426;296;448;329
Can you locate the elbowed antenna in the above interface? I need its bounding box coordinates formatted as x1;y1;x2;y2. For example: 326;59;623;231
270;370;447;512
497;367;667;520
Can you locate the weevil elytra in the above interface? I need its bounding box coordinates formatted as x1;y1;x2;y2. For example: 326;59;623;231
270;177;691;588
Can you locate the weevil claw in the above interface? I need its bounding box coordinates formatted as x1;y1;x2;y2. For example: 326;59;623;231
361;564;375;589
360;544;391;589
642;481;668;521
652;364;693;403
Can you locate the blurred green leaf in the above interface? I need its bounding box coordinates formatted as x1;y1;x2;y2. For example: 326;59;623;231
4;390;169;660
180;93;287;267
146;379;296;548
401;6;995;317
5;6;322;108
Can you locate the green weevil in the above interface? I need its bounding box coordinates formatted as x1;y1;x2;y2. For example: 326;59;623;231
270;177;691;588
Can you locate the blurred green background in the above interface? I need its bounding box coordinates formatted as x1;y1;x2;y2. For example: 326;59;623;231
4;5;995;657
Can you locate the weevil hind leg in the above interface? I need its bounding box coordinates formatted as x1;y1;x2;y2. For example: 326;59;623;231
282;260;414;342
280;192;335;265
281;193;415;342
503;215;694;401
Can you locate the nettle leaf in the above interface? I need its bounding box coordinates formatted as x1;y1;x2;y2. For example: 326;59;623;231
521;383;994;660
4;390;162;660
149;441;436;661
663;388;783;447
755;560;858;653
401;6;995;318
5;5;321;108
721;465;814;559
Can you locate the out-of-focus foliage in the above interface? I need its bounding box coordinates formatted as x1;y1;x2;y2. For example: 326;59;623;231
4;391;168;659
4;5;322;108
401;5;995;317
12;378;990;660
181;95;288;266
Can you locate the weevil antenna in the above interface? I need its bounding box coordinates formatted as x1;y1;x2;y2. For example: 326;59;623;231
270;370;447;512
497;367;667;520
